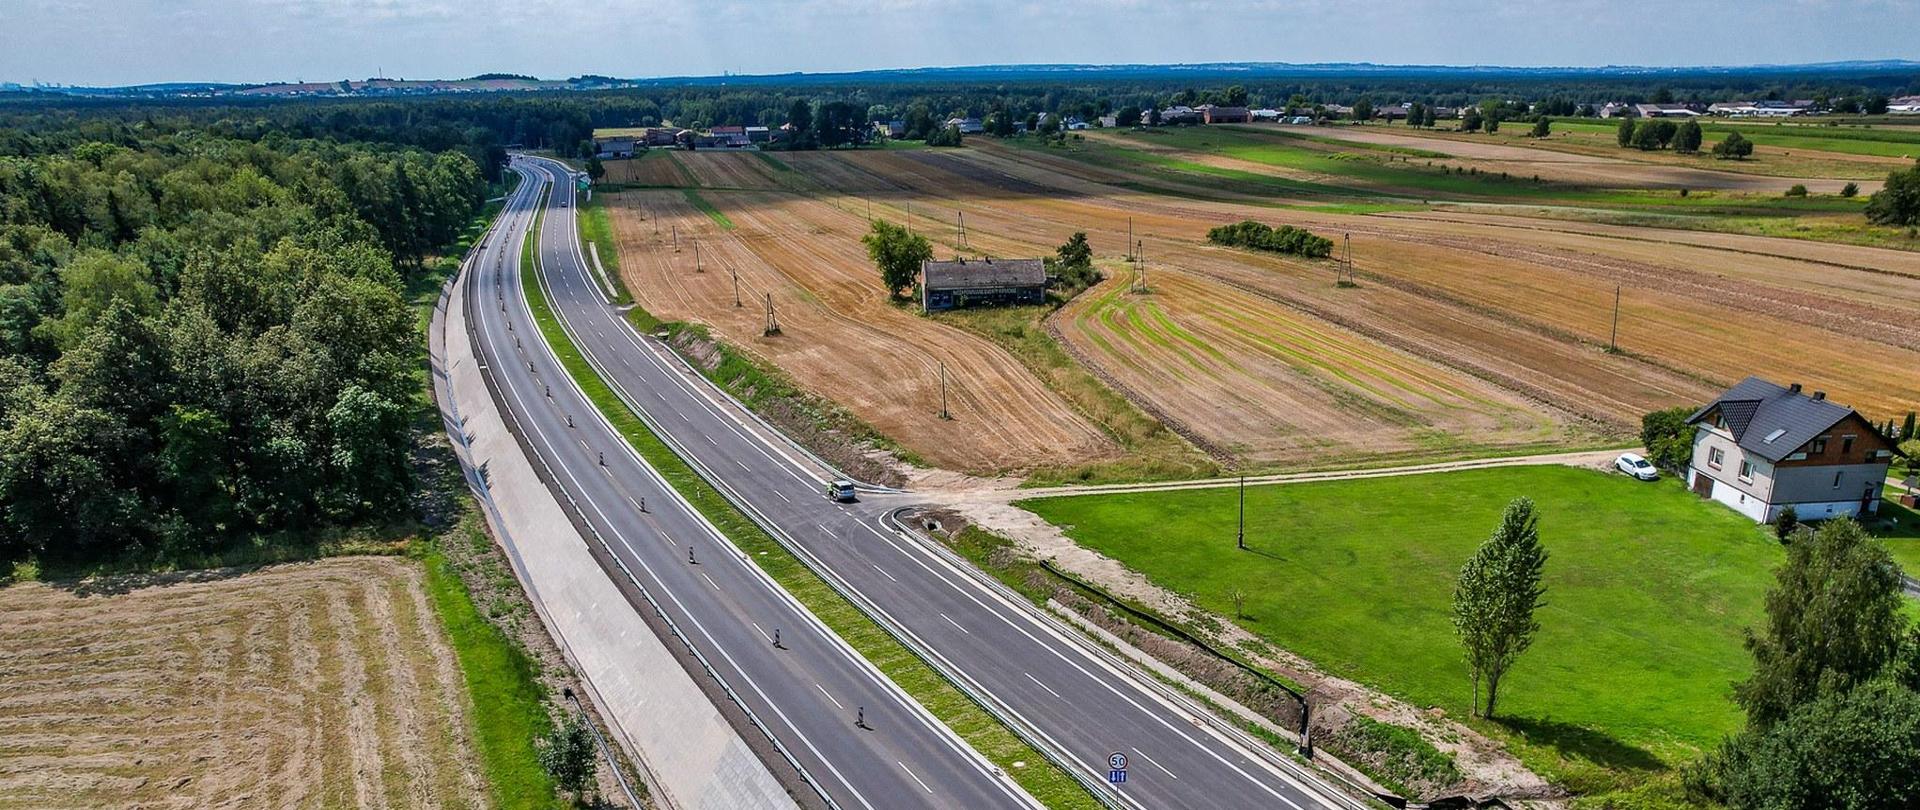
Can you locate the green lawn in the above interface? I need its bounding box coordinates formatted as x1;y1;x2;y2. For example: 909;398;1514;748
1020;465;1782;775
576;195;630;303
1880;483;1920;577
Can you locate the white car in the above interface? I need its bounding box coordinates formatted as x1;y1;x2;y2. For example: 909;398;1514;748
1615;452;1660;481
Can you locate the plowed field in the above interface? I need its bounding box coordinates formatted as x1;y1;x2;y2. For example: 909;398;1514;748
0;558;485;810
602;143;1920;472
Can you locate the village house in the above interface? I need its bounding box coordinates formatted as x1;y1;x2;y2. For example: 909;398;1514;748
1685;377;1896;523
946;117;985;134
592;136;638;159
1633;103;1702;118
1197;104;1251;124
920;258;1046;312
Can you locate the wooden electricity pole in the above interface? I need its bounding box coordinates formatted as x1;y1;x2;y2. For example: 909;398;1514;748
1609;284;1621;352
764;293;781;336
694;239;702;273
1236;475;1246;550
732;266;741;307
938;362;951;420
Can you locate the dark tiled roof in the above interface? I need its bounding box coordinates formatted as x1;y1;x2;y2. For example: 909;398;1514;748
1686;376;1856;462
923;258;1045;291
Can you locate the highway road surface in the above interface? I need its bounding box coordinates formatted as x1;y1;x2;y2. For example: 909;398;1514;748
481;154;1361;810
471;162;1033;810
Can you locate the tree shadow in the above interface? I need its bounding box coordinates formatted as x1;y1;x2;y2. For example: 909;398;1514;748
1494;715;1666;773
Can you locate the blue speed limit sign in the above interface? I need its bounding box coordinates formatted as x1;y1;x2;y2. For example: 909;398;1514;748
1109;752;1128;771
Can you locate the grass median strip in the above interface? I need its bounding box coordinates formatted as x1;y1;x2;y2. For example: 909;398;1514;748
517;228;1099;810
577;195;632;303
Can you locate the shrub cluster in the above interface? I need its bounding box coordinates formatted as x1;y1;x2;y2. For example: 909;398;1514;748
1206;220;1335;258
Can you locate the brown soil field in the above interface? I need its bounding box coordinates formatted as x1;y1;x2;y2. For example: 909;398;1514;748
0;558;486;810
603;144;1920;472
1292;121;1914;183
606;185;1118;473
1090;126;1882;195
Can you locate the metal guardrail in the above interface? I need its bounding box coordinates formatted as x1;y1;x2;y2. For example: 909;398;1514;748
884;512;1381;810
467;171;840;810
517;162;1084;810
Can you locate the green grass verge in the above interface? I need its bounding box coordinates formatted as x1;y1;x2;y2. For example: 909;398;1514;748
517;228;1098;810
421;532;563;810
576;194;630;303
1020;465;1791;797
1879;483;1920;577
682;188;736;229
1327;716;1461;798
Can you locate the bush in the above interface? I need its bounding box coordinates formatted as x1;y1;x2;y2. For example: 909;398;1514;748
1785;184;1809;198
1713;132;1755;159
1774;506;1798;542
924;124;963;147
1640;406;1697;472
1842;182;1860;198
1206;220;1335;258
1866;161;1920;227
1704;679;1920;810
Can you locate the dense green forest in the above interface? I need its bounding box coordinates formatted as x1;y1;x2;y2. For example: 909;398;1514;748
0;125;485;568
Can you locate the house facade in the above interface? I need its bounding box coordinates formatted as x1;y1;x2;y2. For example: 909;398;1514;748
920;258;1046;312
1685;377;1895;523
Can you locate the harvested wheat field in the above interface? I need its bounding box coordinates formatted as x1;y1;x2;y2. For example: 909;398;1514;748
607;185;1118;472
604;144;1920;472
0;558;485;810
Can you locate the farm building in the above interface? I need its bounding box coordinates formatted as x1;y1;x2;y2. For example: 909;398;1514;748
593;137;638;158
1199;105;1251;124
1684;377;1895;523
921;258;1046;312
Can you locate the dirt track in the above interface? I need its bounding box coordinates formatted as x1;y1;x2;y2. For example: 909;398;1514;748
602;145;1920;472
0;558;485;810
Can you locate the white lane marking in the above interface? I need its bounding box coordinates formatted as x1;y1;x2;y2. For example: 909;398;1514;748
703;434;717;445
816;524;831;535
815;683;844;710
872;564;899;583
700;572;721;591
751;622;772;643
899;762;935;795
939;612;970;635
1023;671;1062;700
737;459;751;471
774;490;791;503
1134;747;1179;779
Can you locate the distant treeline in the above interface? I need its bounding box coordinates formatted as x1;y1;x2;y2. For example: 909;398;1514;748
0;127;485;567
3;65;1915;161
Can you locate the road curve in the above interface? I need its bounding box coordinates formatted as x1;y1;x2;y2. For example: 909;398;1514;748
470;160;1035;810
506;154;1362;810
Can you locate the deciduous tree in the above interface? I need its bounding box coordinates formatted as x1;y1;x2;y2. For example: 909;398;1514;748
1452;497;1549;718
862;219;932;299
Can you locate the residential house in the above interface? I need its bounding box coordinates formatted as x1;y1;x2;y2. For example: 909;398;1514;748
873;120;906;138
1888;95;1920;114
1250;108;1283;121
643;128;683;147
746;126;771;143
1685;377;1896;523
1598;102;1631;118
1158;105;1201;125
709;126;752;148
946;117;985;134
1097;114;1119;128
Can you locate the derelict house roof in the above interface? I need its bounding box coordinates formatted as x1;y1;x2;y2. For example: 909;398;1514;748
1686;376;1858;462
922;258;1046;291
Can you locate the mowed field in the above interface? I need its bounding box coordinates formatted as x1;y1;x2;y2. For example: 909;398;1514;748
595;139;1920;473
0;558;486;810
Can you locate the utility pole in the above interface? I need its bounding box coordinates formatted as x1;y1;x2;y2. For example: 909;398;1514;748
1344;233;1352;284
732;265;742;307
957;211;966;248
1127;217;1134;261
1236;475;1246;550
764;292;781;336
672;224;678;250
1609;284;1622;352
938;362;951;420
694;239;702;273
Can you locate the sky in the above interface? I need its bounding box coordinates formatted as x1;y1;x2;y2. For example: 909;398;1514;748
3;0;1917;87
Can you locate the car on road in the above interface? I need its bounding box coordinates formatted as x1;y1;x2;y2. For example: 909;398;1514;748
1615;452;1660;481
826;479;857;503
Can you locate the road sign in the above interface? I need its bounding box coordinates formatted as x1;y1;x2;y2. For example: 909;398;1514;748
1107;751;1128;784
1108;769;1127;784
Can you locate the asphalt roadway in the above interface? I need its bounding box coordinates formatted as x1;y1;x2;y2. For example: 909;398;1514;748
479;155;1358;810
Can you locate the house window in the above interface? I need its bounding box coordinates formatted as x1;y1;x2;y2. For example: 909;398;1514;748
1739;460;1754;482
1842;435;1855;455
1708;447;1725;469
1811;436;1828;454
1833;471;1844;489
